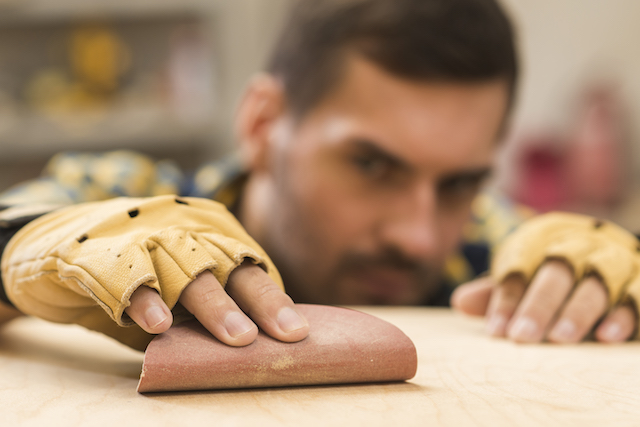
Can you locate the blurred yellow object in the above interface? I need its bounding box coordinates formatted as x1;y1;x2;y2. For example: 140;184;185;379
45;151;170;199
25;70;107;113
24;25;130;115
70;26;131;94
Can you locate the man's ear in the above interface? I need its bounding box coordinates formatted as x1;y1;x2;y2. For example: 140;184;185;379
235;73;287;172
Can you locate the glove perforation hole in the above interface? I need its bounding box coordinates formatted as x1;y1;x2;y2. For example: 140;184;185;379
77;234;88;243
128;209;139;218
192;248;196;251
593;219;604;229
175;198;189;205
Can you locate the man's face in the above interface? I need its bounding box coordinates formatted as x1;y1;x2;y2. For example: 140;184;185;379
244;57;509;305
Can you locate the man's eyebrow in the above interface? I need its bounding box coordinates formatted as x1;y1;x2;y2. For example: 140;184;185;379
348;139;408;167
439;167;493;185
350;139;493;179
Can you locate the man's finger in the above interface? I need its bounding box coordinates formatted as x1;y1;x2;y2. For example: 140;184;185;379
484;274;527;337
595;304;637;343
506;260;574;343
126;286;173;334
547;275;608;343
226;261;309;343
450;276;494;316
179;270;259;347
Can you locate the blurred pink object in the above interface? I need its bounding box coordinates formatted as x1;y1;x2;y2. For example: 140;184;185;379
512;83;627;213
517;135;569;212
565;85;626;208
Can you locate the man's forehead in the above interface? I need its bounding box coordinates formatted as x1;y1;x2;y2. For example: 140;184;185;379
307;56;508;110
292;62;507;170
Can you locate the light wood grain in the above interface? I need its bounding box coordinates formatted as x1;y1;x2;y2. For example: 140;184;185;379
0;307;639;427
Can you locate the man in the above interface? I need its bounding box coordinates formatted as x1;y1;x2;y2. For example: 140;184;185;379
0;0;637;350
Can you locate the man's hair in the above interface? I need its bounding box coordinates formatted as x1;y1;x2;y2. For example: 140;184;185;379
267;0;518;117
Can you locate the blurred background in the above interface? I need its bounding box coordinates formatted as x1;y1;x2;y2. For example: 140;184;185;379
497;0;640;232
0;0;291;192
0;0;639;230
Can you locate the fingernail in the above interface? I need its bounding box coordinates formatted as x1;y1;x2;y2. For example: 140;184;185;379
225;312;254;338
486;314;507;336
277;307;307;333
549;319;576;342
600;322;623;342
508;317;539;342
146;305;168;329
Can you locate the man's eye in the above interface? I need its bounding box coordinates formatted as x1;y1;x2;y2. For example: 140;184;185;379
353;156;391;178
439;176;483;199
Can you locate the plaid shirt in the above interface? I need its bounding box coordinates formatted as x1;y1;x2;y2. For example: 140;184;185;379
0;150;531;306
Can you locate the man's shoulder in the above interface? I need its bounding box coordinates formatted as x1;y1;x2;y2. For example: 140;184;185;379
443;189;534;287
187;152;248;211
0;150;186;206
465;189;535;248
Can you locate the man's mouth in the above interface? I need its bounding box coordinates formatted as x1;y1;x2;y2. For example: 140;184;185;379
349;267;418;304
328;249;440;305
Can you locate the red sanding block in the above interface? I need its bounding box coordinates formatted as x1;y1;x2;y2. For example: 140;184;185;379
137;304;417;393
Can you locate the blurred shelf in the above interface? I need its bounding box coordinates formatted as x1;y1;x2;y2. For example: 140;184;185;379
0;0;219;26
0;106;214;160
0;0;291;179
0;1;222;163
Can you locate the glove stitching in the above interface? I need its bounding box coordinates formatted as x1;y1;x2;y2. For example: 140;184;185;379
61;269;157;326
7;255;157;325
216;251;266;288
147;235;219;280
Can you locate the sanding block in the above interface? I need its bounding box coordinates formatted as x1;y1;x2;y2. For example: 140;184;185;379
137;304;417;392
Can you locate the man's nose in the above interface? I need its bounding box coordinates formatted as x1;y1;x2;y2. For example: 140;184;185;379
379;183;439;260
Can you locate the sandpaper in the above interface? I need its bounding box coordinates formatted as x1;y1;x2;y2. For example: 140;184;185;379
137;304;417;392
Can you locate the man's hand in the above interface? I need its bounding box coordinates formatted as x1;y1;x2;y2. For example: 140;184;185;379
2;195;308;350
452;265;637;343
451;212;640;344
127;262;309;347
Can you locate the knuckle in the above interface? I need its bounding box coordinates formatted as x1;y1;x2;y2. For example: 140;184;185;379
241;281;287;320
500;284;523;301
541;259;574;278
497;280;525;304
193;285;229;309
529;292;560;313
575;280;608;312
251;280;284;302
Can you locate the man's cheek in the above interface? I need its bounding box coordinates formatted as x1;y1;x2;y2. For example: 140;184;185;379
309;181;364;224
441;216;470;256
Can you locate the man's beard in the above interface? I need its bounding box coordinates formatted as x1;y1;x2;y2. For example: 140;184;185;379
329;247;444;305
272;241;444;306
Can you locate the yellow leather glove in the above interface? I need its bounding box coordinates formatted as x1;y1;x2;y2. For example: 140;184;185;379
1;195;282;350
491;211;640;337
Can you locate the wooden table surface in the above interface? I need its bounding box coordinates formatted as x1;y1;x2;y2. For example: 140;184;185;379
1;307;639;427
